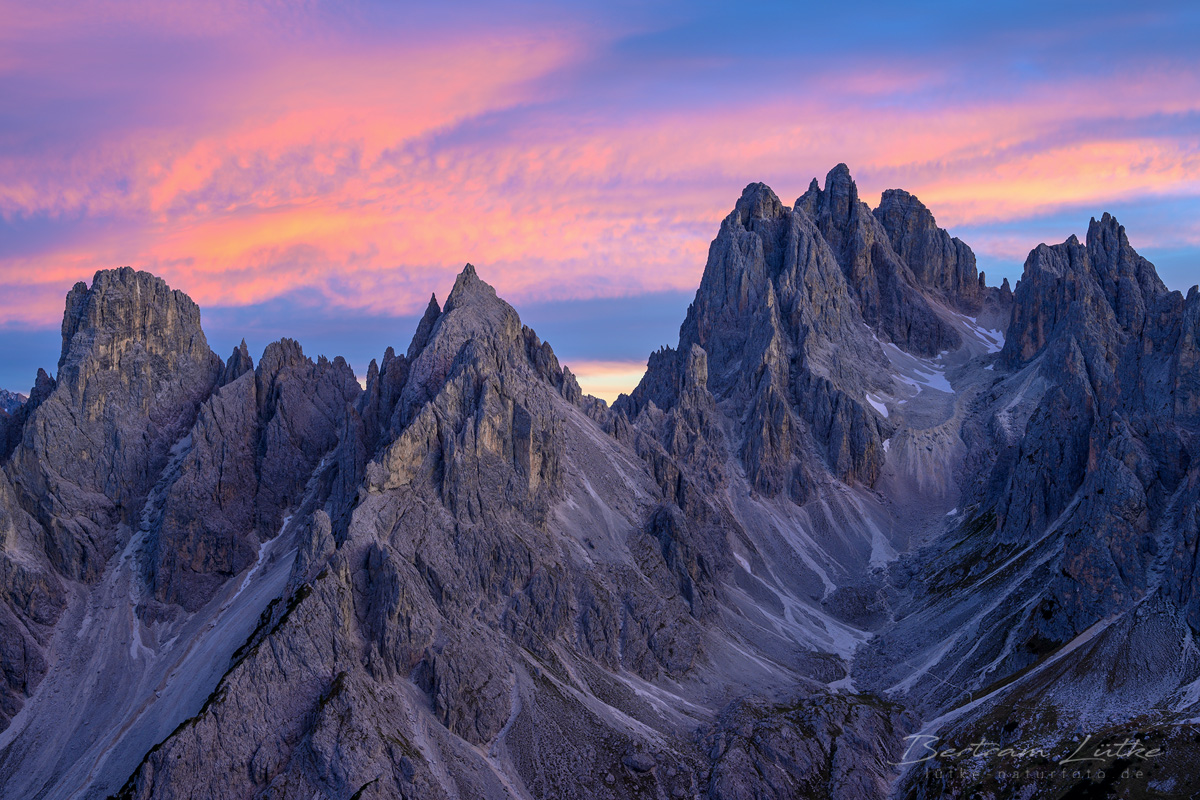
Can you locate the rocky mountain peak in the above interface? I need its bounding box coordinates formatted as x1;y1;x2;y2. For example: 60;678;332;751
1002;212;1171;367
53;265;221;414
1086;211;1167;301
874;186;982;310
987;211;1194;557
389;265;547;436
796;163;858;224
6;269;222;581
643;176;896;496
824;161;858;208
732;182;787;225
8;174;1200;800
410;266;520;365
444;262;498;312
219;339;254;385
796;164;960;355
406;293;442;360
150;332;359;611
794;166;846;222
258;337;308;377
57;267;212;389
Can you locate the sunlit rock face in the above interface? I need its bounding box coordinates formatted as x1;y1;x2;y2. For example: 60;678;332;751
1;170;1198;800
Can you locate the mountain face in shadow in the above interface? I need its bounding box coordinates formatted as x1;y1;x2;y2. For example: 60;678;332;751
1;166;1198;800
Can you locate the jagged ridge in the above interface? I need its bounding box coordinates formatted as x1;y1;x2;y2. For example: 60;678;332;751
1;168;1198;800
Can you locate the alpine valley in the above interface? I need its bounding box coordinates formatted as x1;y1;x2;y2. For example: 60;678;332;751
2;164;1198;800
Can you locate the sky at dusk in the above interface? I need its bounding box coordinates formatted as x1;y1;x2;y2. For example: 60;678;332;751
2;0;1199;400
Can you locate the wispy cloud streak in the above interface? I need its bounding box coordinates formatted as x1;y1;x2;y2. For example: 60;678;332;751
0;0;1197;346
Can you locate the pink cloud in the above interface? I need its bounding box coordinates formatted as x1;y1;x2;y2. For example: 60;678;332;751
2;5;1199;331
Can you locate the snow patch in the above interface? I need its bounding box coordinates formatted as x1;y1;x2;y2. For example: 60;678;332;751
828;675;857;693
950;312;1007;355
864;393;889;418
882;342;954;394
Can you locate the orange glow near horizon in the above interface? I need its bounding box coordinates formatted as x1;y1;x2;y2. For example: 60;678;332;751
564;360;651;405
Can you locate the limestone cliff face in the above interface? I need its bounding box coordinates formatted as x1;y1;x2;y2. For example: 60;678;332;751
0;270;361;740
111;265;732;800
976;214;1199;641
0;468;65;731
0;270;223;732
0;373;59;731
149;339;360;611
622;180;894;501
10;268;223;582
855;211;1200;768
797;165;961;356
874;187;981;310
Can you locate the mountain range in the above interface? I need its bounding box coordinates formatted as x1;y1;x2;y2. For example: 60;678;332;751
1;164;1198;799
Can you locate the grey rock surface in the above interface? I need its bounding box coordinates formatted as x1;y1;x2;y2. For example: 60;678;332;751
1;268;225;735
856;213;1200;799
1;170;1198;800
148;338;359;610
706;692;915;800
874;188;981;310
797;165;961;356
622;180;894;499
10;267;223;582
